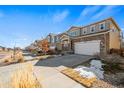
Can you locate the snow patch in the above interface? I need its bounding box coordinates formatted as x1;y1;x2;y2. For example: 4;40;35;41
74;66;96;79
74;60;105;79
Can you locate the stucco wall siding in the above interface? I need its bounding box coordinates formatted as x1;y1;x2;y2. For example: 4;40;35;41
109;31;121;49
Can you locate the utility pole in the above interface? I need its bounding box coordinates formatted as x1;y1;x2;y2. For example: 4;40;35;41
13;42;16;60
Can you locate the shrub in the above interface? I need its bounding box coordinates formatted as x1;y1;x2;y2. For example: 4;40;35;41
18;57;24;63
4;59;10;63
93;53;122;64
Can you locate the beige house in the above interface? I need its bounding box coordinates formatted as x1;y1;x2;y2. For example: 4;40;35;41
46;17;122;55
57;33;71;51
68;18;121;55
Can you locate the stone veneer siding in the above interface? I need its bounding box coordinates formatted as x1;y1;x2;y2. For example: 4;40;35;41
71;33;110;54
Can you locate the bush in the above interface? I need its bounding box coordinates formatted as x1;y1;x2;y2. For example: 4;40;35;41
93;53;122;64
94;53;124;73
4;59;10;63
18;57;24;63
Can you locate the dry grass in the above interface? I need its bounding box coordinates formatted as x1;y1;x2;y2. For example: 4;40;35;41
10;64;41;88
0;78;3;88
3;51;24;63
18;57;24;63
61;68;97;88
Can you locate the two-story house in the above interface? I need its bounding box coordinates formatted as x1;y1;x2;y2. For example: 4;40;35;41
67;18;121;55
45;17;122;55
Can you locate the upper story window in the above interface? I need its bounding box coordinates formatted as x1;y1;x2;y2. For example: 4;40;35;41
56;36;59;42
81;27;87;35
90;26;95;32
47;36;50;42
51;37;53;43
100;24;104;29
53;36;55;43
68;30;80;36
99;22;105;30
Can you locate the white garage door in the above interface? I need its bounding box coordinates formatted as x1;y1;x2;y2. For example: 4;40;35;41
74;40;100;55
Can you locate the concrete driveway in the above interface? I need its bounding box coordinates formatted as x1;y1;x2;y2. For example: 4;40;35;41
35;54;92;67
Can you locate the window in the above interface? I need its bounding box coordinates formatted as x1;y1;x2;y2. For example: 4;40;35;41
47;36;50;42
83;28;87;34
91;26;95;32
100;24;104;29
69;30;80;36
75;30;80;36
56;36;58;41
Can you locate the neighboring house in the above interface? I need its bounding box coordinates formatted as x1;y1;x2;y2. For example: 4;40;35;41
2;47;8;51
56;33;71;51
26;41;39;51
46;33;57;50
0;46;3;52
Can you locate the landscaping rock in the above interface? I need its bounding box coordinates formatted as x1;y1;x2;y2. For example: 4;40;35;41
92;80;115;88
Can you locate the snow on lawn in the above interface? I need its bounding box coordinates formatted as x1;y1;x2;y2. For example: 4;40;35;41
74;66;96;79
74;60;105;79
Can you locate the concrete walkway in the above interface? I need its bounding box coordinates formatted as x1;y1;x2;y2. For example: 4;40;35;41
34;66;84;88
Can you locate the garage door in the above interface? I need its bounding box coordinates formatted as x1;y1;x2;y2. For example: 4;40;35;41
74;40;100;55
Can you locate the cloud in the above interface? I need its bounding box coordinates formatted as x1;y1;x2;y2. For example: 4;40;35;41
0;11;4;18
121;28;124;31
52;10;69;23
77;6;101;21
16;38;28;41
91;6;120;20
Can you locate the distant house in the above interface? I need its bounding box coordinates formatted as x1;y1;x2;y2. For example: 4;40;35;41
25;42;38;52
0;46;3;52
46;33;57;50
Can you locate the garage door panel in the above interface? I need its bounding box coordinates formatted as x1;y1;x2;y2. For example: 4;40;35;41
74;40;100;55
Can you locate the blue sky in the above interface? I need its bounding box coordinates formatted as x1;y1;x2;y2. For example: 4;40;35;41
0;5;124;48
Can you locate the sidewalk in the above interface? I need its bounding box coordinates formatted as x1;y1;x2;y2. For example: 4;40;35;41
33;66;85;88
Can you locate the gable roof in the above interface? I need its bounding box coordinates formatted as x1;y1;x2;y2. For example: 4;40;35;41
109;17;121;31
67;26;81;32
66;17;121;33
58;32;68;37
